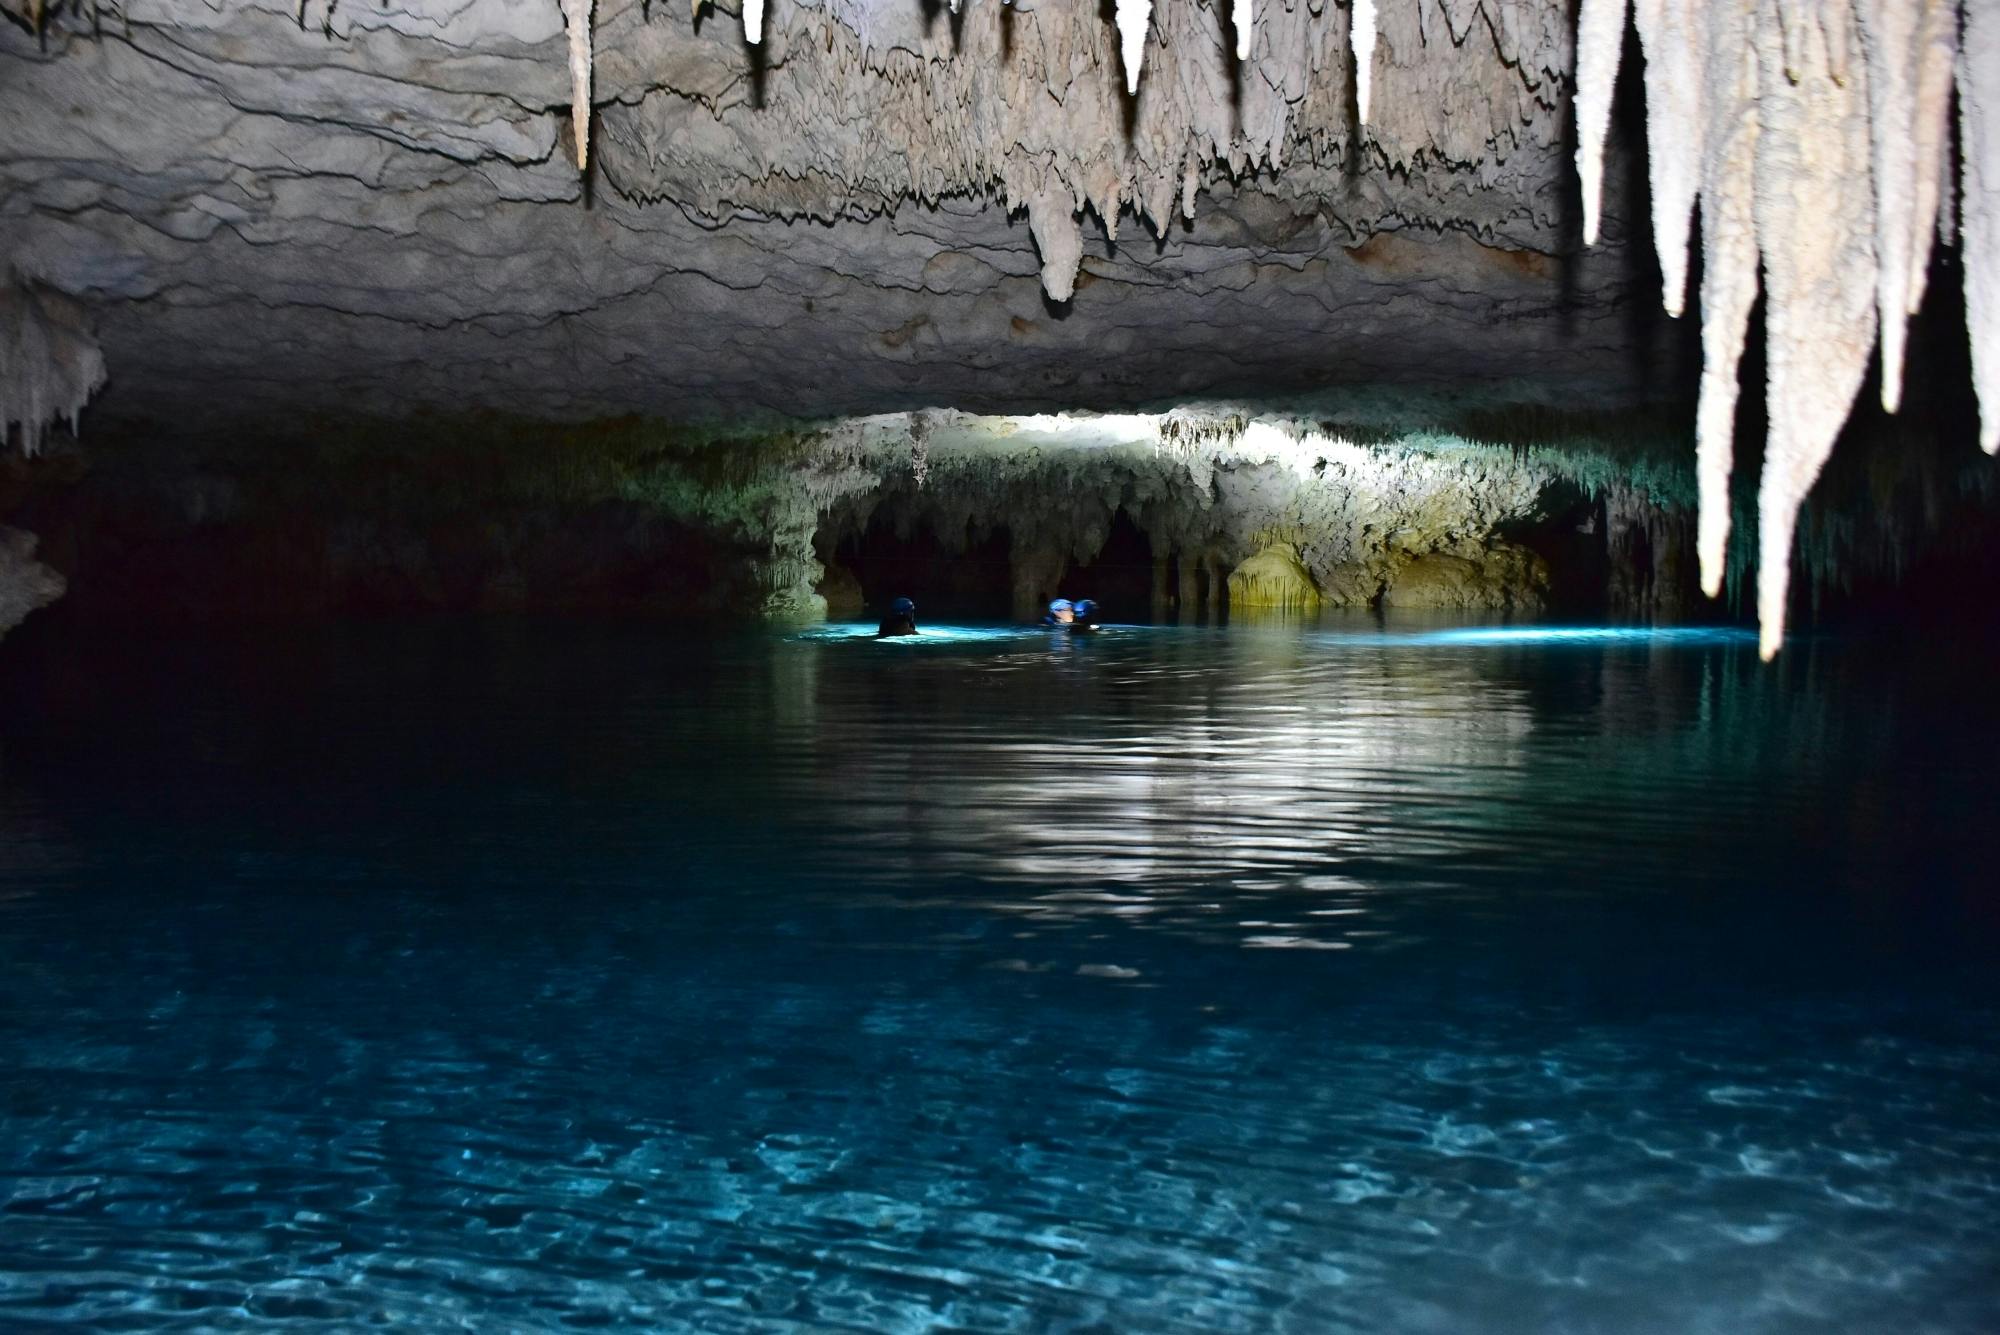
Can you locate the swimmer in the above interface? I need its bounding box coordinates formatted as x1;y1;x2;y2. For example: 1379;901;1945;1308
1042;598;1075;628
876;596;918;637
1072;599;1099;630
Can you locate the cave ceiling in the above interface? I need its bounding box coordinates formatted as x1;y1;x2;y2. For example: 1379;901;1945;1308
0;0;1679;425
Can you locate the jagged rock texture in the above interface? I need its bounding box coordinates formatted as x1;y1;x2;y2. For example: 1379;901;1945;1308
1577;0;1995;656
0;0;1657;432
0;0;1993;654
0;281;105;457
0;525;64;640
812;412;1595;617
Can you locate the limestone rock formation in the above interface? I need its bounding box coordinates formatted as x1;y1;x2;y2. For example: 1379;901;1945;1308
810;410;1642;617
0;0;1993;653
0;0;1661;431
815;561;865;618
1381;544;1548;611
0;525;63;639
1228;541;1323;611
1;280;105;457
1575;0;1995;655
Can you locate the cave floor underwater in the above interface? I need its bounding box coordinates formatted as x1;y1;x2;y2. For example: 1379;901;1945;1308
0;612;1995;1332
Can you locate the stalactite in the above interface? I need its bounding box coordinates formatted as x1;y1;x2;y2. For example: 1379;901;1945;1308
1573;0;1628;247
1232;0;1252;61
1694;5;1758;598
1966;0;1999;455
1751;0;1876;662
1581;0;1994;654
1115;0;1152;95
560;0;594;171
1860;0;1956;414
1025;191;1084;302
1351;0;1378;126
0;281;107;457
1633;0;1700;315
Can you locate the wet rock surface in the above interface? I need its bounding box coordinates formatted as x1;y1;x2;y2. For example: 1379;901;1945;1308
0;527;63;640
0;3;1672;426
1381;545;1548;611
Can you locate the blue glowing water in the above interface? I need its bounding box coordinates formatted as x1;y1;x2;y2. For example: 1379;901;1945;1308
0;613;1995;1332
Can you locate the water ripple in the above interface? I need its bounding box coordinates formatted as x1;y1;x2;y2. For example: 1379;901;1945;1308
0;620;1993;1330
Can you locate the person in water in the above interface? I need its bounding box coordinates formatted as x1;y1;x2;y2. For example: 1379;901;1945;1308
876;596;918;637
1041;598;1100;630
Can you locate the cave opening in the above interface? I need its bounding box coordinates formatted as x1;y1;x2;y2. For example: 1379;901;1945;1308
825;509;1015;621
1063;508;1157;620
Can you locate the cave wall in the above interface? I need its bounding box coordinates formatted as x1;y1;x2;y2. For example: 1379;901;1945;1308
3;1;1996;654
814;414;1600;619
3;399;1991;638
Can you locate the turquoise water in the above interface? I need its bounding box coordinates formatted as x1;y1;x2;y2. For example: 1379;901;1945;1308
0;616;1995;1331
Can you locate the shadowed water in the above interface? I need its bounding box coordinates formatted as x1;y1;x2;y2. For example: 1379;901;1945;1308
0;615;1995;1332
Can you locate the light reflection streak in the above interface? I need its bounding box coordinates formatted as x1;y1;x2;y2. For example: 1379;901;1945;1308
761;618;1845;962
1404;626;1760;648
794;621;1763;651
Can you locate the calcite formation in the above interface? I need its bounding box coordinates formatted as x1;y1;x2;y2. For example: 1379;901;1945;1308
1575;0;1994;656
808;411;1623;618
0;0;1993;652
0;0;1626;437
0;281;104;458
1228;541;1325;611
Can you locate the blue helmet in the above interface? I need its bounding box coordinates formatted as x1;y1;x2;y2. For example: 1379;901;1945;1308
1048;599;1073;615
1073;599;1097;619
891;597;916;615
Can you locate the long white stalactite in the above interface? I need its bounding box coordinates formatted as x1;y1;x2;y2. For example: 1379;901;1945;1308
523;0;1994;656
1750;0;1876;663
561;0;594;170
1116;0;1153;96
1573;0;1628;247
1968;0;2000;455
1861;0;1956;414
1351;0;1377;127
1578;0;2000;658
1692;3;1758;601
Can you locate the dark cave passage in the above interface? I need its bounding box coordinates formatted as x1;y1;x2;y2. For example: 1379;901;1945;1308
1062;509;1156;621
823;500;1164;624
826;513;1015;620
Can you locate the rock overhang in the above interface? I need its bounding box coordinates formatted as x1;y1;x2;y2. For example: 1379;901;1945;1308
1;0;1995;656
0;0;1664;428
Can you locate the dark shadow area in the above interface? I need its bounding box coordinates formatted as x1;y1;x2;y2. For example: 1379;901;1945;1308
830;511;1014;620
747;26;768;108
1502;480;1613;616
1062;508;1154;616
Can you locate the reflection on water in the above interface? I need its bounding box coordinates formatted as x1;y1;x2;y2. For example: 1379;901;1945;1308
0;616;1994;1332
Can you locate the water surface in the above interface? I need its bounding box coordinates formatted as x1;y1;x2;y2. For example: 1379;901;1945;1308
0;615;1995;1332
